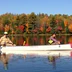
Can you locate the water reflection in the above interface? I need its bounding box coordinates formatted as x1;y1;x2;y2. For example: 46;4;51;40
0;53;8;70
48;55;60;69
8;35;71;46
0;51;72;71
0;35;70;46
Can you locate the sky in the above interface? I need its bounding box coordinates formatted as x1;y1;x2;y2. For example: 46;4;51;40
0;0;72;15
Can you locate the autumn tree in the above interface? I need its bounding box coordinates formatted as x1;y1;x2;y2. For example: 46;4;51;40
49;16;56;33
19;14;27;25
0;13;72;34
19;14;28;33
28;12;37;33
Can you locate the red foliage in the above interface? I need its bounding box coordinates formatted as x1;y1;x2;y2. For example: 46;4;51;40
0;27;4;31
18;25;24;32
57;26;62;31
46;27;52;32
32;29;37;33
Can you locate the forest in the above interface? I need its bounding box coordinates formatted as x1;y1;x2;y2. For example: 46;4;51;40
0;12;72;35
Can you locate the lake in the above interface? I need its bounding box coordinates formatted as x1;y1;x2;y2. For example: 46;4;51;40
0;35;72;72
0;51;72;72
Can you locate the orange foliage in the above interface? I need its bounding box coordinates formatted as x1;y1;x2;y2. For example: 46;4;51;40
68;36;72;43
64;19;68;27
42;16;48;24
68;24;72;32
11;29;15;34
46;26;52;32
26;23;29;32
0;24;4;31
40;26;43;32
4;25;10;32
26;23;28;27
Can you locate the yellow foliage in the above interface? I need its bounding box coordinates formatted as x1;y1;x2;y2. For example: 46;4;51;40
26;23;28;27
26;23;29;33
11;30;15;34
68;36;72;43
68;24;72;32
64;19;68;27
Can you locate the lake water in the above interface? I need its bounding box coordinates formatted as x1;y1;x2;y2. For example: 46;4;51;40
0;51;72;72
0;35;72;72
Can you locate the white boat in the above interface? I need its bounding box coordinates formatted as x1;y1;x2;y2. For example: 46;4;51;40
0;44;72;53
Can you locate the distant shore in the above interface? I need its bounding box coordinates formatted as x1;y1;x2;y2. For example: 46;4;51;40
0;34;71;37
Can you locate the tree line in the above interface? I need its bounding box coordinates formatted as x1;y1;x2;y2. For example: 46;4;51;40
0;12;72;35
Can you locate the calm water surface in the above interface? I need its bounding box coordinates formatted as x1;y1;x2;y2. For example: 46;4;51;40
0;35;72;72
0;51;72;72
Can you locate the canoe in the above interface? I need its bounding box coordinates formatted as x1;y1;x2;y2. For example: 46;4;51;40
0;44;72;53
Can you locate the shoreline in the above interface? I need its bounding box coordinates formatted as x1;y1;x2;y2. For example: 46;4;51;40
0;34;72;36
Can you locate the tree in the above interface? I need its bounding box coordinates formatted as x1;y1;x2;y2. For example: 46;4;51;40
2;17;10;26
49;16;57;33
28;12;37;33
13;15;20;26
50;16;56;27
19;14;27;25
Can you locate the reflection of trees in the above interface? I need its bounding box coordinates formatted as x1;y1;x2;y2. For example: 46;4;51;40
30;36;38;45
39;36;44;45
16;36;24;45
68;36;72;43
10;36;16;44
26;36;29;45
64;35;69;44
8;35;71;46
